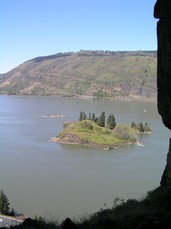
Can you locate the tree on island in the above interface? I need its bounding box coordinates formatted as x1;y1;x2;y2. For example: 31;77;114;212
88;112;92;120
79;111;87;121
131;121;136;129
106;114;116;129
79;112;83;121
92;113;96;122
144;122;151;132
97;111;105;127
0;190;15;216
79;112;151;133
79;111;117;129
139;122;144;132
131;121;151;133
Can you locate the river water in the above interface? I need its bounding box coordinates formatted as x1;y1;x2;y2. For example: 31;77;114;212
0;95;170;219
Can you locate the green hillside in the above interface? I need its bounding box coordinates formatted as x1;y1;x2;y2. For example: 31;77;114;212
0;50;157;99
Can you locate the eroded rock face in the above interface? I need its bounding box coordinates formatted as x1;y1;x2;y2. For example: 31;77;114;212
154;0;171;185
154;0;171;130
160;138;171;186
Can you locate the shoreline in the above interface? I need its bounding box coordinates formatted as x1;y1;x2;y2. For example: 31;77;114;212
50;129;152;150
50;137;137;150
0;93;157;103
74;94;157;102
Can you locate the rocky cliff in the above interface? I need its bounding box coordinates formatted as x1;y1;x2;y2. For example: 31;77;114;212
154;0;171;186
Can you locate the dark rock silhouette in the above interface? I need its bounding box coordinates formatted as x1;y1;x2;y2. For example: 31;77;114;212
7;217;77;229
154;0;171;186
160;139;171;186
58;218;77;229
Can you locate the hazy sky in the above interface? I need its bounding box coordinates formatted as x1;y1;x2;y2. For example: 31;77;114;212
1;0;157;73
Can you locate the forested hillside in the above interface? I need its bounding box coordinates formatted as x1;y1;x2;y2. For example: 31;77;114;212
0;50;157;99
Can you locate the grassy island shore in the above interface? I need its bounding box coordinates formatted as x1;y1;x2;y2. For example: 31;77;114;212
51;120;144;150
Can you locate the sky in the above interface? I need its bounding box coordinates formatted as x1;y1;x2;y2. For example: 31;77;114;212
1;0;158;74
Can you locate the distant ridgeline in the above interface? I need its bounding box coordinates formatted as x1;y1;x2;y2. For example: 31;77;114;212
0;50;157;99
51;111;151;150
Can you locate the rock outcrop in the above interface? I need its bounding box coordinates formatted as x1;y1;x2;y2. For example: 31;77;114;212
58;218;77;229
154;0;171;185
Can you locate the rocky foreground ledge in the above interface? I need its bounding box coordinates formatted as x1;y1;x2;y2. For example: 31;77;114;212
0;215;24;228
1;186;171;228
0;217;77;229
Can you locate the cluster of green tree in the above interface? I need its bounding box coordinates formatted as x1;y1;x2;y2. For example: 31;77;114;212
0;190;15;216
131;121;151;132
79;111;116;130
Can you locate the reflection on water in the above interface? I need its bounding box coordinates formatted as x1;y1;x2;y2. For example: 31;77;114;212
0;95;170;218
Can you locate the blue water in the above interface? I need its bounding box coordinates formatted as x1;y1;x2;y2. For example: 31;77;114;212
0;95;170;219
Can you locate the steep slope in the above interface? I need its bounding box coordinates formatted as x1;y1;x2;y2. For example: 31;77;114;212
0;50;157;99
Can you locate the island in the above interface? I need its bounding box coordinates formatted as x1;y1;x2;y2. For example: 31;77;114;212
51;112;151;150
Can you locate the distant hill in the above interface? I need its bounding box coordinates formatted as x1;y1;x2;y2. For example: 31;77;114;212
0;50;157;99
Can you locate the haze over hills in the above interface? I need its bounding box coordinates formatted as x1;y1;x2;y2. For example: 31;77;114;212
0;50;157;99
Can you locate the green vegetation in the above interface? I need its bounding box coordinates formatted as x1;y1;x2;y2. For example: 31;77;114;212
54;111;152;149
11;186;171;228
0;50;157;99
131;121;151;132
76;186;171;229
0;190;15;216
56;119;138;149
106;114;116;129
97;111;105;127
79;112;87;121
79;111;116;129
